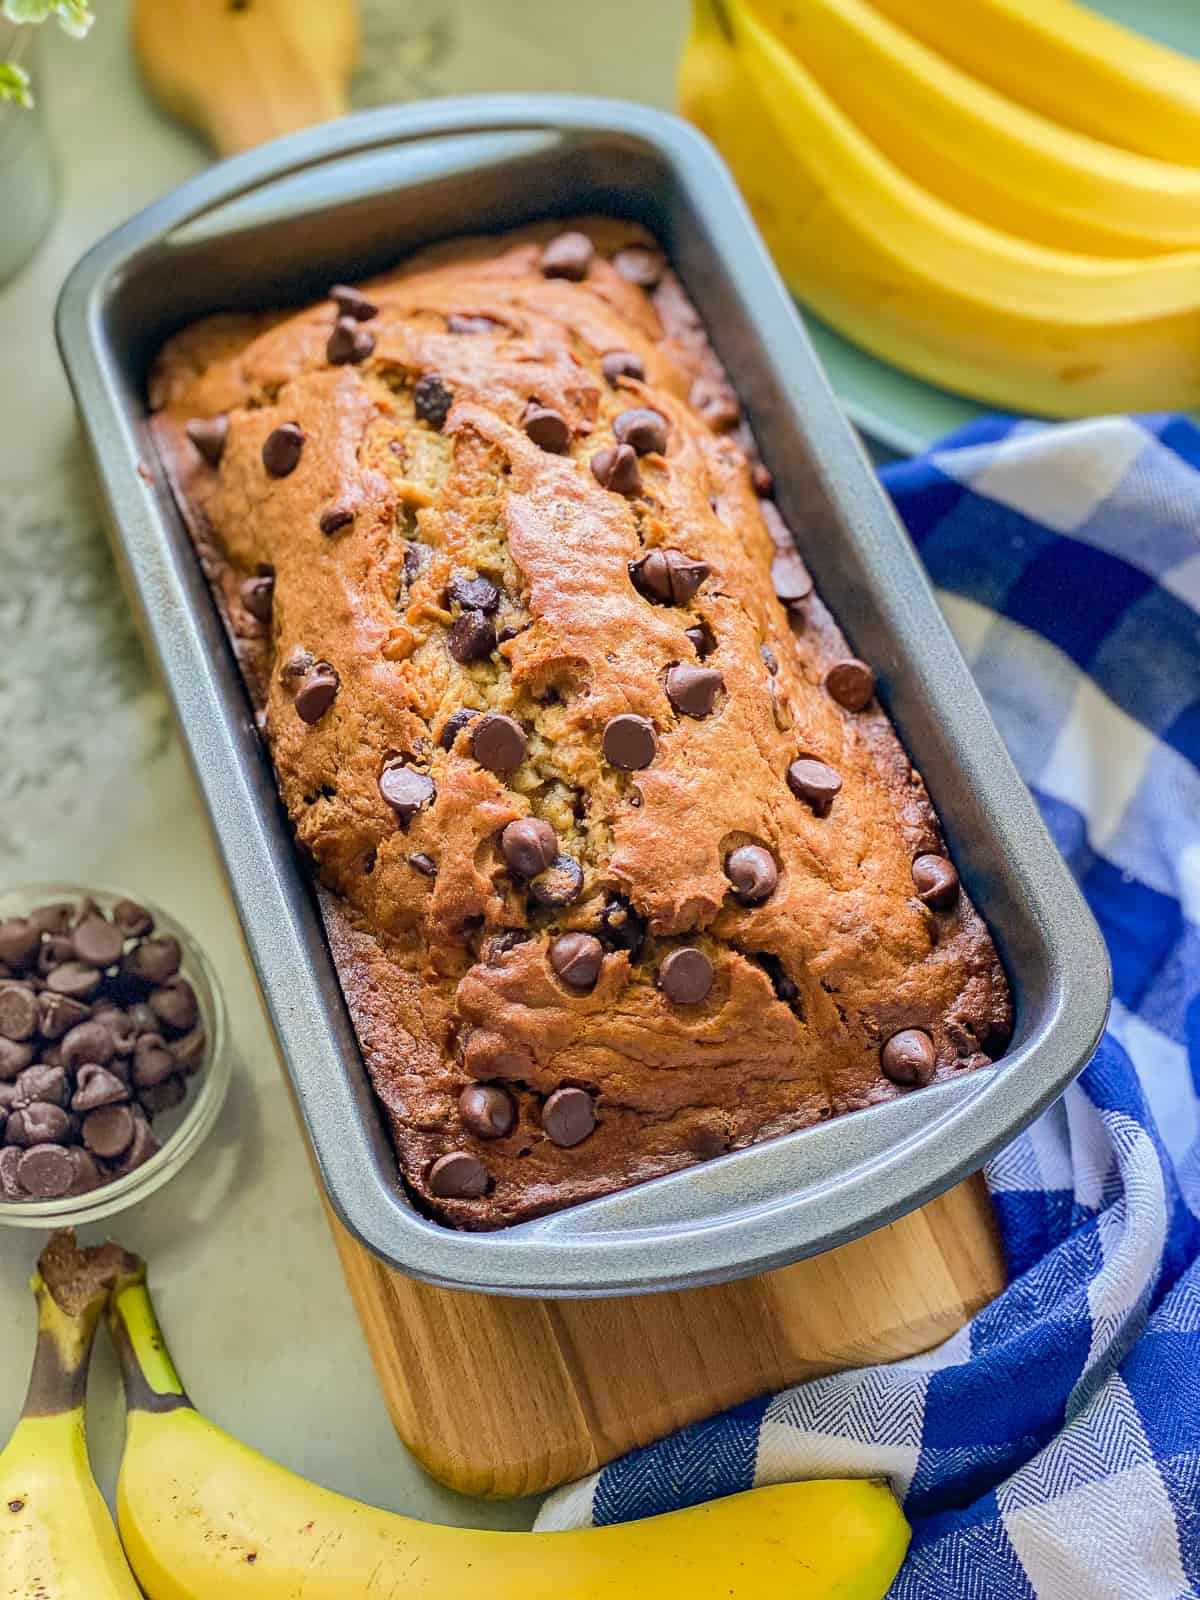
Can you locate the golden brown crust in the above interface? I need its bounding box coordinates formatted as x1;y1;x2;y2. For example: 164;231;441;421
150;217;1011;1229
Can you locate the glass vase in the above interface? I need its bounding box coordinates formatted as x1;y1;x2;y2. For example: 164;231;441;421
0;30;58;286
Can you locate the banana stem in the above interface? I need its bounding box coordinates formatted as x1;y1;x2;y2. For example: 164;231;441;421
23;1277;101;1419
24;1232;139;1418
108;1268;192;1415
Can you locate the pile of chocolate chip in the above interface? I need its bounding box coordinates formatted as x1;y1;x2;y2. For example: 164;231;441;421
0;896;207;1202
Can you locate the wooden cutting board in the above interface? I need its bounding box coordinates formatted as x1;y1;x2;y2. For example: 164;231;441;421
326;1175;1004;1499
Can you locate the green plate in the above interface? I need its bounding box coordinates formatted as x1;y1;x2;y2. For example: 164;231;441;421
811;0;1200;455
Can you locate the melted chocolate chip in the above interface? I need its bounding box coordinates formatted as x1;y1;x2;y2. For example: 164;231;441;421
500;818;558;879
402;541;431;587
613;407;668;456
486;929;530;964
598;897;646;959
548;932;604;991
686;623;717;659
529;855;584;908
602;349;645;385
912;854;960;909
319;502;355;536
725;845;779;905
294;661;340;724
523;405;571;454
542;1086;597;1147
690;378;740;433
612;245;664;288
438;708;480;751
446;572;501;613
281;647;315;682
471;714;527;777
602;714;657;770
881;1029;937;1087
429;1150;488;1198
760;500;795;552
459;1083;516;1140
771;551;813;607
239;571;275;623
326;316;375;365
408;853;437;877
628;549;708;606
185;415;227;468
447;610;497;664
665;663;722;719
262;423;304;477
379;762;436;822
413;373;454;429
754;951;799;1006
330;283;378;321
787;757;842;817
590;443;640;495
541;231;594;281
825;659;875;713
658;947;714;1005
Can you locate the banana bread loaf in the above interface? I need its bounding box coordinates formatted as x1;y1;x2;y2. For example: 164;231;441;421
149;217;1012;1229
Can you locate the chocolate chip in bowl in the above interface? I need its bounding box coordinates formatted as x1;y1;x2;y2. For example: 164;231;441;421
0;884;229;1227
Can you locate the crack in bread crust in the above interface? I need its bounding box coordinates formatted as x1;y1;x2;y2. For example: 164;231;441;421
149;217;1012;1229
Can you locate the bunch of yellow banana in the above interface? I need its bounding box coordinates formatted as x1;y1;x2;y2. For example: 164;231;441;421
678;0;1200;415
0;1235;142;1600
0;1232;911;1600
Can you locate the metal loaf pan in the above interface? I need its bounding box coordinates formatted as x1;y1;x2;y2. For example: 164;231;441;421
56;97;1110;1297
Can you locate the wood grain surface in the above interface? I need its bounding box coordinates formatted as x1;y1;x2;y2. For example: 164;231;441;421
327;1175;1004;1499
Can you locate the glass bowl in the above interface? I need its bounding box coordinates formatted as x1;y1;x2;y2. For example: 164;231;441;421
0;882;230;1227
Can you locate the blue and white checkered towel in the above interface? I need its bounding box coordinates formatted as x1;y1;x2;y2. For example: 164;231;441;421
537;415;1200;1599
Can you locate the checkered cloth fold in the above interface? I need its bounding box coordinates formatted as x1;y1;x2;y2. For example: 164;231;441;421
536;416;1200;1600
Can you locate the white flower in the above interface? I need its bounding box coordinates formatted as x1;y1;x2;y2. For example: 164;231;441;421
2;1;95;39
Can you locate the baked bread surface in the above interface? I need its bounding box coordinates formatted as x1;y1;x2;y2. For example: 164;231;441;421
150;217;1012;1228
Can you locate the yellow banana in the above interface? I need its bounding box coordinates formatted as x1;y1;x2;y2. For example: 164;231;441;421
867;0;1200;165
108;1260;910;1599
751;0;1200;256
0;1235;142;1600
678;0;1200;417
